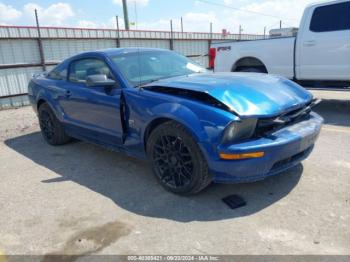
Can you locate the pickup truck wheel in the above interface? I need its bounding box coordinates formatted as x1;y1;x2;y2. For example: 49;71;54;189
238;67;263;73
38;103;71;145
147;121;212;195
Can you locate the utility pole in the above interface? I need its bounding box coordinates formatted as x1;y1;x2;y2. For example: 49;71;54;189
210;22;213;38
133;1;138;29
239;25;243;40
34;9;46;71
181;17;183;33
170;19;174;50
264;26;266;39
116;16;120;47
122;0;129;30
280;20;282;29
209;22;213;64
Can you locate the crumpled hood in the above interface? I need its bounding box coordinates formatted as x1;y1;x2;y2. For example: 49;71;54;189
146;72;313;117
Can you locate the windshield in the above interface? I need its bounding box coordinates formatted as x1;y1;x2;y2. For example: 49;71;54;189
109;50;207;87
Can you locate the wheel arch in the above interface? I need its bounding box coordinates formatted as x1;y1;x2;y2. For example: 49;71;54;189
232;56;268;73
143;116;204;154
37;98;47;110
36;96;62;121
143;117;172;152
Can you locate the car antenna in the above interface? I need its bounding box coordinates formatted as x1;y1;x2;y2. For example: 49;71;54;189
137;46;143;90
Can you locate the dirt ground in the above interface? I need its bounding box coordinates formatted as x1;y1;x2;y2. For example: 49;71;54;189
0;90;349;256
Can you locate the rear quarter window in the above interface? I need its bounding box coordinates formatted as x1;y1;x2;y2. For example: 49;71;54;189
310;1;350;32
47;63;67;80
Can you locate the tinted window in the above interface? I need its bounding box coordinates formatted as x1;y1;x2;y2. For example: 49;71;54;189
310;2;350;32
68;58;113;83
47;63;67;80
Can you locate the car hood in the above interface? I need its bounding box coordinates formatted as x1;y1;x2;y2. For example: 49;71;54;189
145;72;313;117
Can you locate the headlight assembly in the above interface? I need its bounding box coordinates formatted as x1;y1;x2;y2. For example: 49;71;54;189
221;118;257;144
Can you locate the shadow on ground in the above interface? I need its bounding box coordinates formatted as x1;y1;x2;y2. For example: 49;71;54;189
313;99;350;127
5;132;302;222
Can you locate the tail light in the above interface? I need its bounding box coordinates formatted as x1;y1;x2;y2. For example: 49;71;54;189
208;47;216;69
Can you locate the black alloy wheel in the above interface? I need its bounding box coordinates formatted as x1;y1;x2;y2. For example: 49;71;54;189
38;103;71;145
39;110;55;142
147;121;212;195
153;134;194;189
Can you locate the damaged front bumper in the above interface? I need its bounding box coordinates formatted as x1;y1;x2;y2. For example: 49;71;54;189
203;112;323;183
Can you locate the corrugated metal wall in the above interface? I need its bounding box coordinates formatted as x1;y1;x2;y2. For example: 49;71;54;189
173;40;209;68
0;25;264;109
0;39;40;65
42;39;117;62
0;26;262;40
120;39;170;49
0;67;42;96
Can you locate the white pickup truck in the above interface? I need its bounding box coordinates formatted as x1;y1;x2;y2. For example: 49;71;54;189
210;0;350;85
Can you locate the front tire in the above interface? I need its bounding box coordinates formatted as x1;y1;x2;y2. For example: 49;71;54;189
147;121;212;195
38;103;71;145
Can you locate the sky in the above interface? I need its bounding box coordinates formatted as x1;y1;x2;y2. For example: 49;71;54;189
0;0;319;34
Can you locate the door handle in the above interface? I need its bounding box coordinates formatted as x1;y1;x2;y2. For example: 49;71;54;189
65;90;72;98
303;40;316;47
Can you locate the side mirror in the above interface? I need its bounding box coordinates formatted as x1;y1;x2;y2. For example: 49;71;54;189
86;74;116;87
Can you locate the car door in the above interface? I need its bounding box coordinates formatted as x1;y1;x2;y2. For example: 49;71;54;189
297;1;350;80
58;57;124;146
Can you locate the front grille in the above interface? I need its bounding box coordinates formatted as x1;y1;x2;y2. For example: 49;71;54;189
255;103;312;136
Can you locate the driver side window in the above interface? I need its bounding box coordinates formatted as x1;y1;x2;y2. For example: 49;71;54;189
68;58;113;84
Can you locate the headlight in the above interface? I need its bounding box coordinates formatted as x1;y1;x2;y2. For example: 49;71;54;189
221;118;257;144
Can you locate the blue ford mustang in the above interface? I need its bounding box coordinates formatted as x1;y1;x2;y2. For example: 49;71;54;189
28;48;323;195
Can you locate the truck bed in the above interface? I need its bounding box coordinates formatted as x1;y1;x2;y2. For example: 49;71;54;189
212;37;296;79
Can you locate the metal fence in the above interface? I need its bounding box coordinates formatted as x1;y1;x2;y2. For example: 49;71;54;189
0;25;264;109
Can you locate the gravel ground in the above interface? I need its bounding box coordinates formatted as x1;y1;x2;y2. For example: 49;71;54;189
0;90;349;256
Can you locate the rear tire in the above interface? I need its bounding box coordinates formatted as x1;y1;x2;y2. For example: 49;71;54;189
38;103;71;145
147;121;212;195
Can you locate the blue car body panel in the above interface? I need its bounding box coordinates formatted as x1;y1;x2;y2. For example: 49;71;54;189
28;48;323;183
148;72;313;118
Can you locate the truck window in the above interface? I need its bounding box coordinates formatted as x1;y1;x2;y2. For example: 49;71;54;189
310;1;350;32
